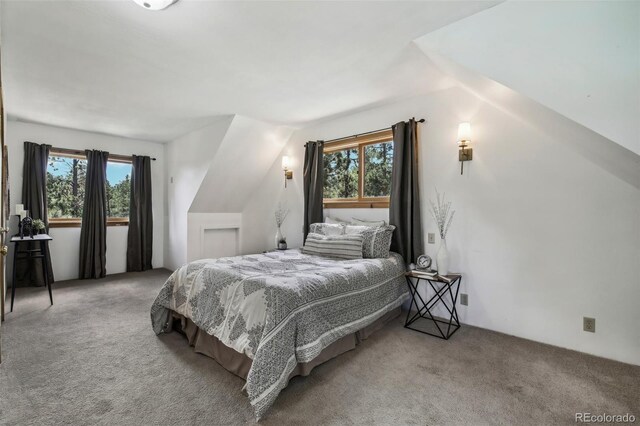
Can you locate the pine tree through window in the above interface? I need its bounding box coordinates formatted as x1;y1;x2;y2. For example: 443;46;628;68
323;129;393;208
46;149;131;227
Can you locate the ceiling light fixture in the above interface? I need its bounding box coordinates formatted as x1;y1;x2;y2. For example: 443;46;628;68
132;0;179;11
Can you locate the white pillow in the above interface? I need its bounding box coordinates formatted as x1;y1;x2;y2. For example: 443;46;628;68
309;222;345;236
351;217;386;228
344;225;370;235
325;216;348;225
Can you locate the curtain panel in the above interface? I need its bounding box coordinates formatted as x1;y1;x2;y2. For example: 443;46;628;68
17;142;53;287
79;150;109;279
389;119;424;264
126;155;153;272
303;141;324;242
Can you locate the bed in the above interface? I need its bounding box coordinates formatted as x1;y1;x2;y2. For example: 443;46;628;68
151;249;408;419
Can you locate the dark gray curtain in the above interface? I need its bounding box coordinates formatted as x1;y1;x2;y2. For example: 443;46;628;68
79;150;109;279
389;119;423;264
17;142;53;287
126;155;153;272
303;141;324;241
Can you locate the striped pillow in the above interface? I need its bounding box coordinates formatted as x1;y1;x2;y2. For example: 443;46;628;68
302;233;363;260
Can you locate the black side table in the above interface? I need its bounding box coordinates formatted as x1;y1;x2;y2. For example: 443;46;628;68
404;271;462;340
10;234;54;312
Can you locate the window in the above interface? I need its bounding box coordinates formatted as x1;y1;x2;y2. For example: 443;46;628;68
323;129;393;208
47;154;87;221
106;162;132;220
47;149;132;227
323;148;359;199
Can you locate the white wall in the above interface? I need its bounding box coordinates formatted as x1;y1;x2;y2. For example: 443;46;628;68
165;115;293;268
164;117;233;270
187;212;241;262
5;120;165;281
415;0;640;155
244;88;640;366
190;115;293;213
413;49;640;192
241;150;302;255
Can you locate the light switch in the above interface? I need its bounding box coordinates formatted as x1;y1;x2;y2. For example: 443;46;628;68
428;233;435;244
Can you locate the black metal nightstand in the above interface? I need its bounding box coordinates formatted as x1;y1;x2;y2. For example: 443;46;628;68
404;271;462;340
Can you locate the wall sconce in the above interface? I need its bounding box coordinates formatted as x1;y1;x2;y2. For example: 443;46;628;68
282;156;293;188
457;122;473;175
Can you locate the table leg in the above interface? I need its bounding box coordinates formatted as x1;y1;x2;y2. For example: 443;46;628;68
10;243;17;312
404;277;419;326
41;241;53;306
445;278;461;337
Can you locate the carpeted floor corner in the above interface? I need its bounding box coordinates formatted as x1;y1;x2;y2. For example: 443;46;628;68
1;270;638;425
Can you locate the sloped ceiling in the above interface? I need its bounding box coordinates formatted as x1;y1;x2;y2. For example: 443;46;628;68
418;50;640;190
190;115;293;213
415;0;640;156
0;0;499;142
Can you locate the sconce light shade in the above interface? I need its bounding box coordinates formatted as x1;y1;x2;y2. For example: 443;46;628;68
457;122;471;144
282;156;290;171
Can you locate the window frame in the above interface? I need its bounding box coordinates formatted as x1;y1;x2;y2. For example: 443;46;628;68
47;148;131;228
323;129;393;209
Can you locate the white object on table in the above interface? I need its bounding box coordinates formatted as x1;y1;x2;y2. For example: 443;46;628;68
15;204;27;219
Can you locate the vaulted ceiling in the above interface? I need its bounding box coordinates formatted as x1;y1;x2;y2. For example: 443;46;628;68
415;0;640;156
0;0;499;142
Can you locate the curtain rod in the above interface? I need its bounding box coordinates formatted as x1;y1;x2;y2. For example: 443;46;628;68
50;147;156;162
313;118;426;145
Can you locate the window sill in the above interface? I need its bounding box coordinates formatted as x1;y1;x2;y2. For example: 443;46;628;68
48;218;129;228
323;200;389;209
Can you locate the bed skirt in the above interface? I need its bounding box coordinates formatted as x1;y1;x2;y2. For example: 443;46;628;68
170;306;401;381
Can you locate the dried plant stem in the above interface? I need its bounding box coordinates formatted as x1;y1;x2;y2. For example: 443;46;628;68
275;203;289;228
429;189;455;240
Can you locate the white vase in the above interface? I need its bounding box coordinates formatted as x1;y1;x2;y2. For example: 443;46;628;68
437;239;449;276
275;226;284;249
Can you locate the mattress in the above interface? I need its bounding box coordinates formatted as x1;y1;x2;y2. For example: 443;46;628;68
151;249;408;419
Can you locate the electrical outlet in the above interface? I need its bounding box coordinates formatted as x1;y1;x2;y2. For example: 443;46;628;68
460;293;468;306
428;233;435;244
583;317;596;333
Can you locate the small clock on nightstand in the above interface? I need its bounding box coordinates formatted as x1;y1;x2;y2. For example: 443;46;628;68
416;254;432;270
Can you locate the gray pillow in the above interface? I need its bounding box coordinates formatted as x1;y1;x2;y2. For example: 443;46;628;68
344;225;395;258
302;233;364;260
309;222;345;236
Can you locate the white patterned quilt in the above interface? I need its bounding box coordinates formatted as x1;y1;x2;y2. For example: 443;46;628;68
151;249;408;419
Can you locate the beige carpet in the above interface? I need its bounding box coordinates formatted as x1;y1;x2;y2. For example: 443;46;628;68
1;269;638;425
